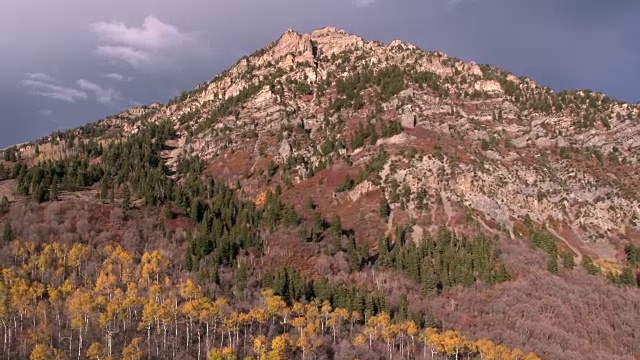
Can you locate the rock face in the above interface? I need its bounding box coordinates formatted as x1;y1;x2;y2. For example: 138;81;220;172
474;80;503;94
278;139;292;160
401;110;417;128
310;26;365;55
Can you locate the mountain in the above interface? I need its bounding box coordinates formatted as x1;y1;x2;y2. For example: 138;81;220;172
0;27;639;360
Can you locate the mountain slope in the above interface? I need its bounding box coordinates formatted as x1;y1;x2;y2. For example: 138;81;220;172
1;27;639;360
153;26;639;264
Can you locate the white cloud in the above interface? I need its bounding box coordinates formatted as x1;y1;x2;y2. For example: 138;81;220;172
96;45;152;68
27;73;55;82
20;73;118;105
20;75;88;102
76;79;119;104
38;109;53;117
444;0;475;9
90;16;199;69
105;72;132;82
353;0;376;7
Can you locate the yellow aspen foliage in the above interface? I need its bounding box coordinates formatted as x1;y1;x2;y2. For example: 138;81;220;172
179;279;204;300
253;335;268;359
440;330;465;356
405;320;419;339
292;316;307;335
249;307;268;325
208;348;224;360
268;335;289;360
122;337;143;360
30;344;62;360
291;301;305;316
524;352;542;360
140;250;167;285
426;330;445;355
86;342;107;360
353;333;367;348
493;344;512;359
264;292;287;320
510;348;525;359
209;347;237;360
476;338;496;358
221;347;238;360
68;242;90;276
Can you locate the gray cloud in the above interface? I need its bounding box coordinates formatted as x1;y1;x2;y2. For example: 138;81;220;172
27;73;55;82
353;0;376;7
90;16;200;69
76;79;119;104
105;73;131;82
20;75;88;102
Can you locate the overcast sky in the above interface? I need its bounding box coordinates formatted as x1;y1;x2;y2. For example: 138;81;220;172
1;0;639;148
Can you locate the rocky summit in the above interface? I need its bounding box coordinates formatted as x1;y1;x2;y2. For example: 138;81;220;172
0;27;639;360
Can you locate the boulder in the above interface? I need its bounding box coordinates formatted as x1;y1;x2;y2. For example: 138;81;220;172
402;111;417;128
279;139;292;160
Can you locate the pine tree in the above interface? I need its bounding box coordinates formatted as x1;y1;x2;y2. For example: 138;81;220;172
397;295;409;321
379;196;390;218
122;185;131;211
100;177;109;201
2;222;13;243
236;261;248;291
547;256;558;275
0;195;8;211
619;267;635;286
165;206;176;219
560;252;575;269
305;196;315;210
421;264;438;295
49;179;59;201
495;264;510;282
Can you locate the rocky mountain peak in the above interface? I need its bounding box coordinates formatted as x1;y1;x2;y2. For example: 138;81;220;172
272;28;314;62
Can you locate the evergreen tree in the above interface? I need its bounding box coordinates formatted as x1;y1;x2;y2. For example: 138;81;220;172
560;252;576;269
236;261;249;291
122;185;131;211
305;196;315;210
0;195;8;212
164;206;176;219
547;256;559;275
619;267;635;286
397;295;409;321
379;195;390;218
2;222;13;243
184;250;194;271
581;255;600;275
495;264;510;282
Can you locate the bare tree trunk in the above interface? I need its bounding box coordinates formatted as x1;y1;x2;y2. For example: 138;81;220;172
107;331;112;359
197;329;201;360
2;321;6;355
186;320;190;353
206;322;210;355
77;330;82;360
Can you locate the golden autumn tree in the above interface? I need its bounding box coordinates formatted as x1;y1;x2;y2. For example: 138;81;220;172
122;337;143;360
30;343;62;360
268;334;290;360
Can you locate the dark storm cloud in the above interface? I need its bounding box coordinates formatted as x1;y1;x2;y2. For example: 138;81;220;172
1;0;639;148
